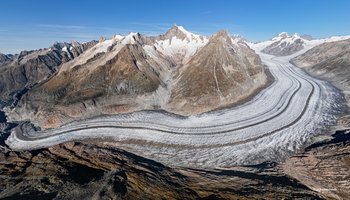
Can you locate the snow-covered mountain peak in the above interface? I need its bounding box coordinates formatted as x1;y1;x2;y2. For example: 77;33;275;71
272;32;290;41
163;24;187;40
271;32;303;42
149;25;208;63
113;34;124;41
248;32;308;56
163;24;205;43
292;33;300;38
277;32;288;38
122;32;140;44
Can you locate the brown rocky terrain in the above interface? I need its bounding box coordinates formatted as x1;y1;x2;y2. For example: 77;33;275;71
0;140;323;200
288;38;350;200
291;39;350;91
283;129;350;200
168;30;268;114
6;33;174;128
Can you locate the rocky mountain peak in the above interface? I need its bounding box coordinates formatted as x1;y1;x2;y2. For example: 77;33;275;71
71;40;80;47
212;30;230;38
210;30;232;44
163;24;188;40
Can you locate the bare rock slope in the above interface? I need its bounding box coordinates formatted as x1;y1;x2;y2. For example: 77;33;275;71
291;38;350;90
8;33;174;128
168;30;268;114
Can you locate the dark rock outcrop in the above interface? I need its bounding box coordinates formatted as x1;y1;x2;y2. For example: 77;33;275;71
0;53;11;64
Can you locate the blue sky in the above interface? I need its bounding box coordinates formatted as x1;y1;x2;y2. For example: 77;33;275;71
1;0;350;54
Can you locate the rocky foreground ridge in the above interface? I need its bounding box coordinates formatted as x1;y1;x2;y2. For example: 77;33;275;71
0;140;323;200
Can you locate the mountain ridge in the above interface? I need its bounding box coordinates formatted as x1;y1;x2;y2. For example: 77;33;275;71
4;25;269;128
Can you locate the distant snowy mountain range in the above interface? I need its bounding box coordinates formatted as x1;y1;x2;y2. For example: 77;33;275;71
250;32;350;56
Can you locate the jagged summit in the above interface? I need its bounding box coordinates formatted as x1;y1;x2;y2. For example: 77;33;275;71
148;24;208;64
162;24;203;42
212;29;230;37
210;30;232;43
210;30;248;46
162;24;187;40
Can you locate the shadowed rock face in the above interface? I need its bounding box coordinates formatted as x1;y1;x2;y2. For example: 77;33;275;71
0;41;97;107
168;30;267;114
0;53;11;64
0;141;323;199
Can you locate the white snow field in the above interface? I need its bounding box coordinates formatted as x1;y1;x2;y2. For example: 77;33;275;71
6;51;344;168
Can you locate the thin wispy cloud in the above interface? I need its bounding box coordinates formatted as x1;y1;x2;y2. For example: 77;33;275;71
36;24;87;29
35;24;153;35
